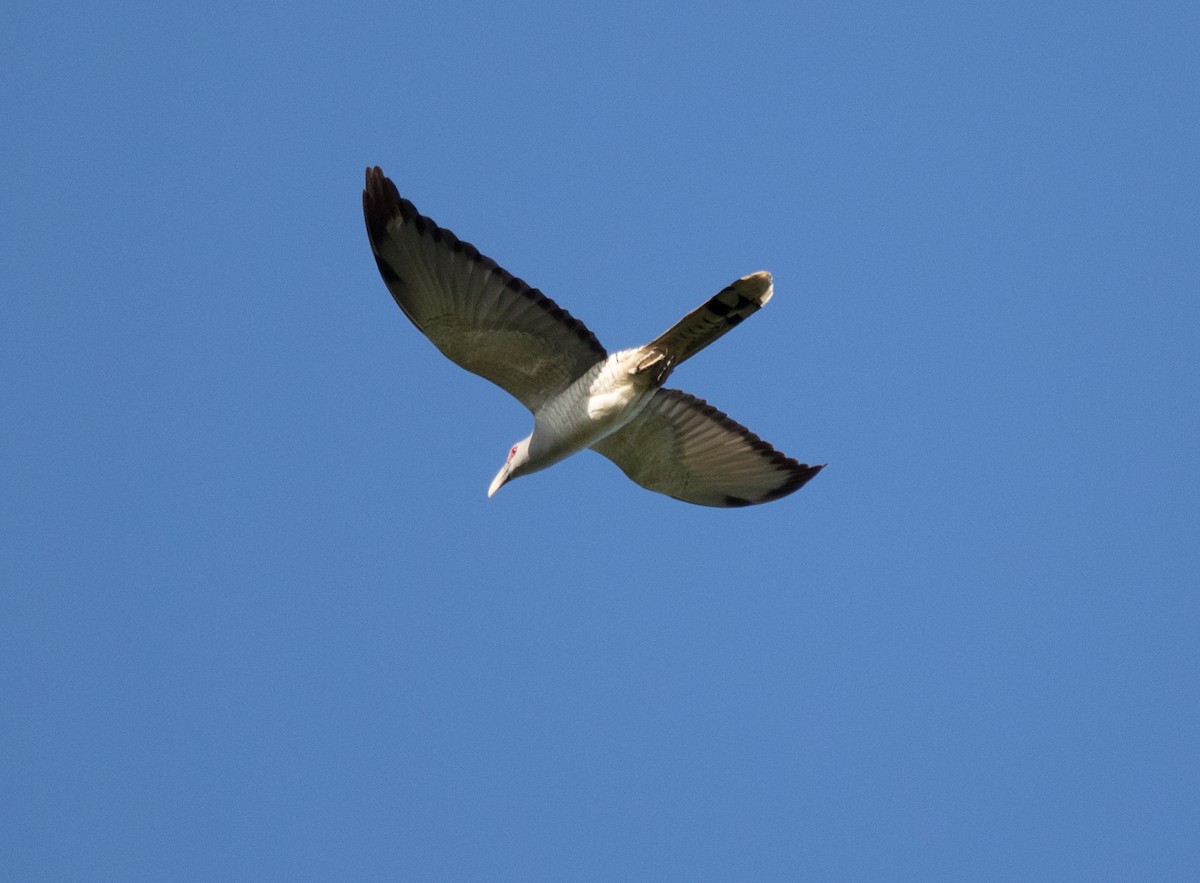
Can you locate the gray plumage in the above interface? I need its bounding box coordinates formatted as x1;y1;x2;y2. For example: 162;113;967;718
363;166;823;506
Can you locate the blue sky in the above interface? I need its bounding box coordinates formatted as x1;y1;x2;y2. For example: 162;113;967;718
2;1;1197;879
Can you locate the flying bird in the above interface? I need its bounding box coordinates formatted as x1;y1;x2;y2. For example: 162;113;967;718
363;166;823;506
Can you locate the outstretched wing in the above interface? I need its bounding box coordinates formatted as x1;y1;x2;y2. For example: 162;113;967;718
592;388;823;506
363;167;606;411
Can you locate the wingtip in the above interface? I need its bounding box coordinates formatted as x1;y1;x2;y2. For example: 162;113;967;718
363;165;411;257
767;460;824;502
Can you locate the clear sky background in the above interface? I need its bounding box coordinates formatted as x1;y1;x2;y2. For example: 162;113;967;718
3;1;1197;879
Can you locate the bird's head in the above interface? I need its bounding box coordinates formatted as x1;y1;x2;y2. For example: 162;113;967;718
488;436;532;498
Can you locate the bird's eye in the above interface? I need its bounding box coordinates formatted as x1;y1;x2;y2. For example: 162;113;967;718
509;445;517;460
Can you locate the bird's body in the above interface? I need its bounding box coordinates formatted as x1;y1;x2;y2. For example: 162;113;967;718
528;349;660;472
363;166;823;506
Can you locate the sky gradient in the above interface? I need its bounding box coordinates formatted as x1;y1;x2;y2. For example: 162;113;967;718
3;1;1198;879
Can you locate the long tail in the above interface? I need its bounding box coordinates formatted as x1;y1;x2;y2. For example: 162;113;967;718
641;272;774;375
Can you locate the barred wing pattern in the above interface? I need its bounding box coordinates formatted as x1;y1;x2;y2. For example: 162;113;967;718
363;167;606;412
592;389;824;507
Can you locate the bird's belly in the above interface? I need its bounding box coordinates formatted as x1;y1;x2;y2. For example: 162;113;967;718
529;351;659;466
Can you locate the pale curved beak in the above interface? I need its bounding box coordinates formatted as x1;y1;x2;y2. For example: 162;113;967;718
488;462;511;498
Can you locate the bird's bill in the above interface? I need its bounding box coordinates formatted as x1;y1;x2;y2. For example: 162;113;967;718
487;462;511;498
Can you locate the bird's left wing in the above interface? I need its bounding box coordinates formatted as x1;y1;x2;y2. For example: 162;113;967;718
363;167;606;412
592;388;823;506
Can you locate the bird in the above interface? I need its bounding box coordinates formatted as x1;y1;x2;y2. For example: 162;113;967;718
362;166;824;506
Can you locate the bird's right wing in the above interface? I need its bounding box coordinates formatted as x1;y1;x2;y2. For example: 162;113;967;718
591;388;823;506
363;167;606;412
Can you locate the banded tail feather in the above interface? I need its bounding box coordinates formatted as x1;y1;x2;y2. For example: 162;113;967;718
646;272;773;370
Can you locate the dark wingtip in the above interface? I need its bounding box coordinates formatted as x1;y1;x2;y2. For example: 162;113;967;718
363;165;411;256
762;461;824;503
